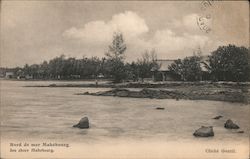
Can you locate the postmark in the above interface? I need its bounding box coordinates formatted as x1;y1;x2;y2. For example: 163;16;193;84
197;0;215;33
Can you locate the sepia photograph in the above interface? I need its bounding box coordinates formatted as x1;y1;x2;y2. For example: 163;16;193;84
0;0;249;158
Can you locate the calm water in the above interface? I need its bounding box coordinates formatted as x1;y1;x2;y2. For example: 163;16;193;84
1;80;249;158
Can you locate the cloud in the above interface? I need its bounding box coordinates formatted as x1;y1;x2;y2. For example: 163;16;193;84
170;13;202;32
63;21;113;43
63;11;149;43
128;29;211;60
182;14;200;30
110;11;149;38
63;11;212;61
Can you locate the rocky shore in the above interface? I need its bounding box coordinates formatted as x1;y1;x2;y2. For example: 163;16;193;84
26;81;250;103
77;88;189;100
25;81;250;88
76;86;249;103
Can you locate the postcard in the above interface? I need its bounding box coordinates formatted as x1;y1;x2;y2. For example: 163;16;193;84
0;0;249;158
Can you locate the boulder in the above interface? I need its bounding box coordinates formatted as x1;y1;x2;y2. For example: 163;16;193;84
213;115;223;119
156;107;165;110
49;84;57;87
100;88;129;96
115;90;130;97
73;117;89;129
140;89;158;98
237;130;244;133
193;126;214;137
83;91;89;95
224;119;240;129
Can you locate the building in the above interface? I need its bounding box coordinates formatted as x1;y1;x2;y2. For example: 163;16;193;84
151;59;175;81
151;56;210;81
5;72;14;78
200;56;210;80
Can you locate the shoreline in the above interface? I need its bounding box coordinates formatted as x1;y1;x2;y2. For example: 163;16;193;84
24;81;250;87
76;87;249;104
0;78;112;82
22;81;250;104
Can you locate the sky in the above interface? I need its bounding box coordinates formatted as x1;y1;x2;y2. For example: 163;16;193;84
0;0;249;67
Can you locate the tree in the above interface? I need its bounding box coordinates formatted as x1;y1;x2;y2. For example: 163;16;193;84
105;32;127;83
48;55;65;79
182;56;202;81
129;62;139;81
137;49;159;82
105;32;127;61
23;64;31;76
39;61;49;79
169;56;202;81
168;59;183;80
193;46;202;57
207;45;250;81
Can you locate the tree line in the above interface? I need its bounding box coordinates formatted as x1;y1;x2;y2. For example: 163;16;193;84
168;45;250;82
4;32;158;82
12;53;157;82
1;32;249;82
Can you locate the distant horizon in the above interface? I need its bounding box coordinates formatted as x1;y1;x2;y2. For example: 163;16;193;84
1;1;249;67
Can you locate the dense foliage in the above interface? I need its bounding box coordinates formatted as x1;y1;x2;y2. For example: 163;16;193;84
2;33;158;82
207;45;250;82
136;49;159;82
169;56;202;81
1;32;249;83
168;45;249;82
105;32;128;83
21;55;106;79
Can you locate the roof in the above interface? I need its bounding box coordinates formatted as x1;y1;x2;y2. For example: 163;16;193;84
152;56;209;72
200;56;209;71
155;59;175;71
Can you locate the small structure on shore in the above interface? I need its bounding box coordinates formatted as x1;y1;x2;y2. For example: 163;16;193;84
151;59;175;81
5;72;14;78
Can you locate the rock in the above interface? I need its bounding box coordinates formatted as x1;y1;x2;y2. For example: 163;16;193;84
99;88;129;96
237;130;244;133
73;117;89;129
193;126;214;137
156;107;165;110
115;89;129;97
213;115;223;119
49;84;56;87
224;119;240;129
80;88;189;100
140;89;156;98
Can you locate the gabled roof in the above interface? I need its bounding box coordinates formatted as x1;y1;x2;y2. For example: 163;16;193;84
157;60;175;71
200;56;209;71
153;59;175;71
152;56;209;72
